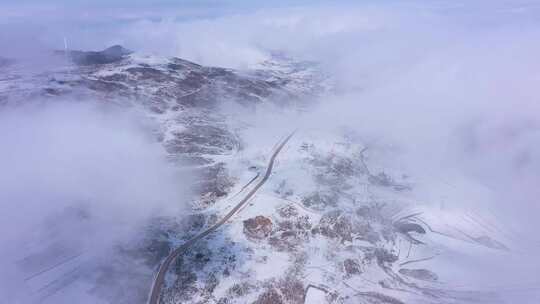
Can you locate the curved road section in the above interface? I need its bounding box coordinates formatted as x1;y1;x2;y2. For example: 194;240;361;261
147;132;295;304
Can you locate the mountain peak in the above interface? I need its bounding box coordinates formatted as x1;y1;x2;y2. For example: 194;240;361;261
60;45;133;66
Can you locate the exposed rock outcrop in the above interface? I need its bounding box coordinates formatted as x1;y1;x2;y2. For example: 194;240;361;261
398;268;438;282
243;216;273;240
254;289;284;304
343;258;362;276
64;45;133;65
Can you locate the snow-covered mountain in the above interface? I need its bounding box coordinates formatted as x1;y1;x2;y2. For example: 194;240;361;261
1;46;519;304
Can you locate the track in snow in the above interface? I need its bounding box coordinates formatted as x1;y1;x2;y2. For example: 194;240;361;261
147;132;295;304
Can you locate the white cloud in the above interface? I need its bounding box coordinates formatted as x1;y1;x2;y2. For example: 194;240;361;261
0;102;190;302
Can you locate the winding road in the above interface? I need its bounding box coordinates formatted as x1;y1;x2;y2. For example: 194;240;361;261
147;132;295;304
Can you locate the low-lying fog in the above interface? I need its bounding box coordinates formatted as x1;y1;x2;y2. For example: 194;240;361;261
0;102;189;303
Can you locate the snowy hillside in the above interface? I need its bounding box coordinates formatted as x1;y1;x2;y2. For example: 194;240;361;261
0;46;532;304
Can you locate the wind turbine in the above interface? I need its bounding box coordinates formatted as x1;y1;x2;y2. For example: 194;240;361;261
63;37;69;62
63;36;73;73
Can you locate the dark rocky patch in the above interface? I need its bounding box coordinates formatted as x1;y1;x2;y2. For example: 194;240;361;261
170;269;199;302
254;289;284;304
243;216;273;240
313;210;386;244
278;277;304;304
343;258;362;276
196;162;235;206
398;268;438;282
373;248;399;265
269;216;311;252
310;153;360;178
277;205;299;218
169;57;203;70
302;191;338;210
394;222;426;235
314;210;354;242
473;235;508;251
41;87;63;96
65;45;132;65
356;205;386;222
275;180;294;198
183;214;207;235
165;125;238;156
205;273;219;294
81;78;129;93
227;282;255;298
356;291;405;304
125;66;174;83
368;172;411;191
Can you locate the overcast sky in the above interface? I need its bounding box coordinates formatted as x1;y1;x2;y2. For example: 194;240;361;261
2;0;540;55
